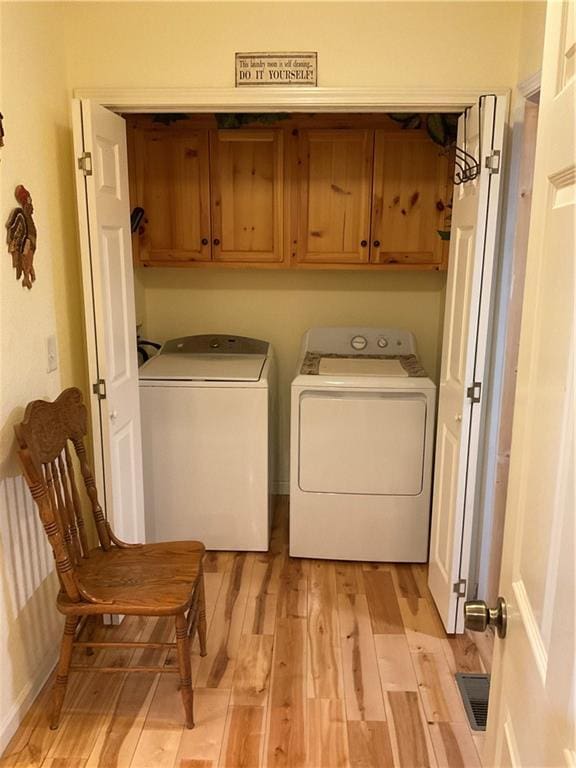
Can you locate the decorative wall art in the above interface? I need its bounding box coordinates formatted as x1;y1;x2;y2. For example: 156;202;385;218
6;185;37;289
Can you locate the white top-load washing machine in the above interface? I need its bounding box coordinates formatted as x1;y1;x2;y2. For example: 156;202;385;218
290;327;436;562
139;334;274;550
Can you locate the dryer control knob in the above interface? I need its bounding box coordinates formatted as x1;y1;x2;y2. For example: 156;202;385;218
351;335;368;351
377;337;389;348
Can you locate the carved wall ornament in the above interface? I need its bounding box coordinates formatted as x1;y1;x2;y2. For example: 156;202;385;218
6;184;37;289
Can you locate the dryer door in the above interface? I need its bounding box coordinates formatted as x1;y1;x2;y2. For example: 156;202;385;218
298;391;427;495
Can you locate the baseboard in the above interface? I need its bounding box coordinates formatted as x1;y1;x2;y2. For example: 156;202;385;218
273;481;289;495
0;649;58;755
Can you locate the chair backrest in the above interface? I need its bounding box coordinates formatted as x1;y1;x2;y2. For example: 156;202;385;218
15;388;112;602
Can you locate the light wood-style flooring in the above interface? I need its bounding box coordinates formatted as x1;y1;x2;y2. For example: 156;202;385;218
1;497;492;768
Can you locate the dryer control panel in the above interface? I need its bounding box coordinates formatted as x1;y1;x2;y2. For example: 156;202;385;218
304;327;417;356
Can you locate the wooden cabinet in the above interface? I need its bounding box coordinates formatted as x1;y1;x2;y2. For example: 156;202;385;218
128;115;453;271
132;129;211;264
295;130;373;264
371;131;451;267
295;128;450;269
210;130;284;263
130;123;284;266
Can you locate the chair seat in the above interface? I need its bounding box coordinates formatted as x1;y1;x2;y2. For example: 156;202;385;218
57;541;205;616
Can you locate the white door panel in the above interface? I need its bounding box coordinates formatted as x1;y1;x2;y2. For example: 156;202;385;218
485;3;575;764
72;100;145;543
428;94;508;633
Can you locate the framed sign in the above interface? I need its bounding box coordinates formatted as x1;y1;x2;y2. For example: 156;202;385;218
235;52;317;87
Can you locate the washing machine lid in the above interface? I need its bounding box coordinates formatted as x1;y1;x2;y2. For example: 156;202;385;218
139;354;266;382
139;335;268;382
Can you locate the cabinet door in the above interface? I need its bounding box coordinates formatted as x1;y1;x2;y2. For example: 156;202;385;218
296;129;373;264
371;131;451;267
134;130;211;263
210;130;284;263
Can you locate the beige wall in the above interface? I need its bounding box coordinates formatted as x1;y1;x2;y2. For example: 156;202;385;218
518;2;547;82
62;1;524;90
139;268;447;485
0;0;547;750
0;2;87;748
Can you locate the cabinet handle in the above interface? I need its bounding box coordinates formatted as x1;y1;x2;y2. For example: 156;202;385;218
213;238;220;246
360;240;368;247
201;238;209;246
373;240;381;248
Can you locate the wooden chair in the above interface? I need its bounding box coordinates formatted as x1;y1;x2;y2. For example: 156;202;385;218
14;387;207;730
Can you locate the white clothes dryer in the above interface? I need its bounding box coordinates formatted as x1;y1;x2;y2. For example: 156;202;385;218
290;327;436;562
139;335;274;550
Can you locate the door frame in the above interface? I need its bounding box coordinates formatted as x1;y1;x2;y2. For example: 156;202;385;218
73;84;508;592
73;86;507;114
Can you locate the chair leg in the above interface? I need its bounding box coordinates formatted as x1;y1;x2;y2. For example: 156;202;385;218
197;570;207;658
51;615;79;729
175;613;194;729
84;615;98;656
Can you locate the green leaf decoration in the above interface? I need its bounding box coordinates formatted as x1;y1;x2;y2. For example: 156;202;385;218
426;114;446;147
388;112;460;147
437;229;451;241
406;115;422;130
215;112;290;129
388;113;418;124
152;114;188;126
443;114;460;129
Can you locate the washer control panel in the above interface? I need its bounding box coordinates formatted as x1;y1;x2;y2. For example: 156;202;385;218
377;336;389;349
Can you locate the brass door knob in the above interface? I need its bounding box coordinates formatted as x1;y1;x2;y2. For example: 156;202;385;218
464;597;507;638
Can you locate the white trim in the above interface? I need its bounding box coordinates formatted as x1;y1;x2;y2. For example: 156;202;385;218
72;86;509;113
518;71;541;100
0;650;58;754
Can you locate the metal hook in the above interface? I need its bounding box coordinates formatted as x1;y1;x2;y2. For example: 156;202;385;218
452;98;488;185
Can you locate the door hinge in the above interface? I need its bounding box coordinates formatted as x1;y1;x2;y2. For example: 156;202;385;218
467;381;482;404
453;578;467;598
485;150;501;175
78;151;93;176
92;379;107;400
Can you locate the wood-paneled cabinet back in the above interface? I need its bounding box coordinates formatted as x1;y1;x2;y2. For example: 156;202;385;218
210;130;284;263
295;129;373;264
371;132;451;267
132;129;211;264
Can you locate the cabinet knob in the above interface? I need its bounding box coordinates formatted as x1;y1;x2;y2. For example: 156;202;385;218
201;238;209;246
213;238;220;246
373;240;381;248
360;240;368;247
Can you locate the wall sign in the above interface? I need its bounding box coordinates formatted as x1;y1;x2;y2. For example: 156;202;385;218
235;52;317;87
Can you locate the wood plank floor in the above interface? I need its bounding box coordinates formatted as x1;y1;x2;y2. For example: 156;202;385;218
1;497;492;768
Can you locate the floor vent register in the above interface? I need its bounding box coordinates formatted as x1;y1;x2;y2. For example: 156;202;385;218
456;673;491;731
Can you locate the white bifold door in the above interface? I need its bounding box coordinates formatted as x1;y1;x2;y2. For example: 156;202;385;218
484;2;575;764
72;100;145;542
428;94;508;633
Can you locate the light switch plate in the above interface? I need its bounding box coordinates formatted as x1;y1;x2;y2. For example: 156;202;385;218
47;335;58;373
